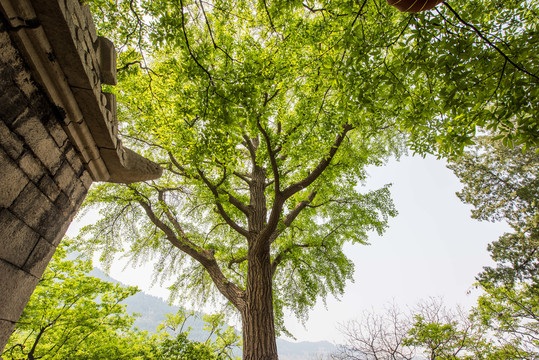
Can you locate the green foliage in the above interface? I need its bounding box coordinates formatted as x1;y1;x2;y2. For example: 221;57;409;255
2;241;240;360
79;0;538;354
2;241;142;360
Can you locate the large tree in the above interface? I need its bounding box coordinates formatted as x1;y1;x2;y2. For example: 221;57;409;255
80;0;538;358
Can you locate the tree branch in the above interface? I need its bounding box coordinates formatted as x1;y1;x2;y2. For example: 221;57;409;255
197;169;250;237
257;117;280;193
443;2;539;81
281;124;353;200
260;124;353;244
136;195;245;308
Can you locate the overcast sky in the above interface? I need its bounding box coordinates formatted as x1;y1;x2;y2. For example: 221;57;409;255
67;154;510;344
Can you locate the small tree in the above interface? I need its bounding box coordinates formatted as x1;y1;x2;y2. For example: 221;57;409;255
3;241;241;360
2;241;140;360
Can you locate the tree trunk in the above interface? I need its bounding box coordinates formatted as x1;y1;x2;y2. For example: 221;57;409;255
241;242;278;360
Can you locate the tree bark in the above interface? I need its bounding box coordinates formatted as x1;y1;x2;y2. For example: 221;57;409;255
241;241;278;360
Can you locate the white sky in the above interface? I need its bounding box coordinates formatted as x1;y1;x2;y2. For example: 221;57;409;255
66;155;510;344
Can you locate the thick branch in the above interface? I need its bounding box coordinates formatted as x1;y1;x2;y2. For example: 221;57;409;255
260;124;353;243
283;191;317;228
197;169;250;237
281;124;353;199
258;119;280;193
137;197;245;308
242;135;258;166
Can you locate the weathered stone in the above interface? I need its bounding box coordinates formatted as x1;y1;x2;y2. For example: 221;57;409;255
94;36;117;85
38;174;61;202
0;148;29;208
0;121;24;159
70;87;116;149
71;181;88;208
18;151;44;183
0;319;16;355
0;83;27;126
65;144;84;175
23;237;57;277
0;209;40;268
101;147;163;184
0;0;162;352
53;190;72;216
9;181;53;233
0;259;40;322
81;4;97;43
80;169;93;189
13;116;63;175
54;161;77;198
44;114;69;148
38;206;65;244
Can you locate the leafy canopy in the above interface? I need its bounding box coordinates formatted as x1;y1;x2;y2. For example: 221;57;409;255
80;0;538;336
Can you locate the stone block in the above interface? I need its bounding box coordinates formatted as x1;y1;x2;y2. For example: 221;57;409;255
54;191;72;215
0;121;24;159
38;207;66;245
38;175;61;202
13;116;63;175
0;84;27;126
53;161;77;198
0;209;40;268
71;181;88;209
0;259;40;322
18;151;45;183
80;170;93;189
0;148;29;208
9;181;54;234
23;237;57;277
50;210;74;246
0;319;16;355
65;145;84;175
94;36;117;85
70;87;116;150
82;4;97;43
44;115;69;148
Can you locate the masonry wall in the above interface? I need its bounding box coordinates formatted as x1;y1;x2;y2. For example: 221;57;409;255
0;14;92;347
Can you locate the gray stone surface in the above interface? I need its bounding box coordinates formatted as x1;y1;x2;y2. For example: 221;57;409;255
18;151;45;183
0;149;29;208
13;116;63;175
0;259;40;322
0;121;23;159
0;209;40;268
23;237;57;277
0;0;162;353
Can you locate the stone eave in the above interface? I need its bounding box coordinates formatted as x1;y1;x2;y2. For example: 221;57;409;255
0;0;162;184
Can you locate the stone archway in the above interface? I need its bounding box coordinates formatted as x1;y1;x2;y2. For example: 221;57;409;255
0;0;162;351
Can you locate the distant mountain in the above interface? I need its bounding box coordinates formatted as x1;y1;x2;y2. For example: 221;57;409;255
277;339;337;360
90;268;337;359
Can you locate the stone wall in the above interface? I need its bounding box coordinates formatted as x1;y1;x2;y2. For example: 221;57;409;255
0;0;162;352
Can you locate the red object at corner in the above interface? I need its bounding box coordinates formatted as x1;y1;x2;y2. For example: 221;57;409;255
387;0;445;12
